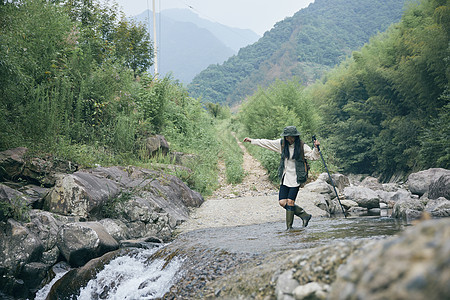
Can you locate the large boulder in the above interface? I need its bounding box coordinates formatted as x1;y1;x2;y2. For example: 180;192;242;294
295;190;329;217
0;219;44;299
56;222;119;267
43;171;120;218
407;168;450;196
21;155;77;187
360;176;383;190
98;218;130;241
303;180;333;195
343;186;380;209
0;183;50;215
424;197;450;217
46;249;129;300
26;210;62;265
0;184;30;221
114;195;173;240
329;218;450;300
0;147;77;187
146;134;170;157
428;174;450;200
319;173;350;193
376;188;412;208
0;147;27;181
88;166;203;208
391;198;426;221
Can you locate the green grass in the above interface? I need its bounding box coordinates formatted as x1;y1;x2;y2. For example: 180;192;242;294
216;120;245;184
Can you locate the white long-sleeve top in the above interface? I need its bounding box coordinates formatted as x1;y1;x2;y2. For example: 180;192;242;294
251;138;319;187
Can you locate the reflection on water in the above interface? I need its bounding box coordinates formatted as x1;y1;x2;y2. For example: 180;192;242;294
175;216;406;254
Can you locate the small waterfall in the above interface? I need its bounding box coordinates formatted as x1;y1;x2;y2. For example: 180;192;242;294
35;262;71;300
35;246;184;300
77;247;183;300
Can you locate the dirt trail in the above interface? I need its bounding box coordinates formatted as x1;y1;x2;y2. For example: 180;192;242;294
176;136;282;233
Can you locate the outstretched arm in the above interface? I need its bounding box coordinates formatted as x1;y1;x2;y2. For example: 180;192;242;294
243;137;282;153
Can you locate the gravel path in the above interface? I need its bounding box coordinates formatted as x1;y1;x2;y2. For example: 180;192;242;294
176;136;282;233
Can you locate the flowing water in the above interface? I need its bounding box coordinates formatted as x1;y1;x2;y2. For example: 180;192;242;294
37;215;406;299
174;215;405;254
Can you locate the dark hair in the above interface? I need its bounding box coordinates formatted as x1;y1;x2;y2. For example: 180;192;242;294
283;136;302;160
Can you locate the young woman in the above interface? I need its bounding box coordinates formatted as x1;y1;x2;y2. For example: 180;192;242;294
243;126;320;229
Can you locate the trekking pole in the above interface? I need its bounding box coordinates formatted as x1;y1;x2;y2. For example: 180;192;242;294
312;135;347;218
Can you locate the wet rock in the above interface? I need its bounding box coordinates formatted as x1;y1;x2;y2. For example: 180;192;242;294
43;171;120;218
428;174;450;200
47;249;128;300
329;218;450;300
343;186;380;209
407;168;450;196
19;262;50;293
119;236;163;248
56;222;119;267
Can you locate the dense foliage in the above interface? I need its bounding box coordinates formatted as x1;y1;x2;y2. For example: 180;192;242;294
188;0;406;107
0;0;220;195
311;0;449;179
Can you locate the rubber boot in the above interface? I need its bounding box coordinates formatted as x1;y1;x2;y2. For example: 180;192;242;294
286;210;294;230
294;205;312;227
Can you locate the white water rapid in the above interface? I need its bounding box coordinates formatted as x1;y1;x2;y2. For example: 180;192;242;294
35;247;184;300
77;247;183;300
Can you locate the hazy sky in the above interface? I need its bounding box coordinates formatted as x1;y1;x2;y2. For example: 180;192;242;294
113;0;315;35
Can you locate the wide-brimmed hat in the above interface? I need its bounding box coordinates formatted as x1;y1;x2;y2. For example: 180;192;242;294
280;126;300;137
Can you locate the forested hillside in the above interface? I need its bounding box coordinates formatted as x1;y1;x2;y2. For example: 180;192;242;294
188;0;406;107
237;0;449;181
0;0;221;195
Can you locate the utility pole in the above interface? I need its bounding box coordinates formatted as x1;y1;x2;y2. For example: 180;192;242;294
152;0;158;78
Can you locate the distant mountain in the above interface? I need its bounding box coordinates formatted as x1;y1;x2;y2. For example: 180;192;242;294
187;0;407;107
132;9;260;85
162;9;260;53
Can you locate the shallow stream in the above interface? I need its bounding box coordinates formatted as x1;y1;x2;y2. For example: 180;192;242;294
37;215;406;299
